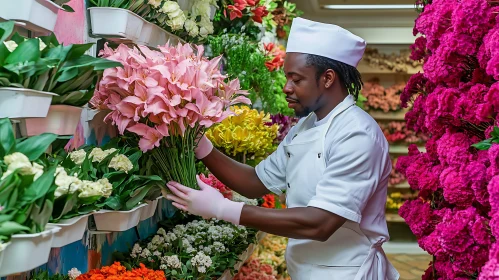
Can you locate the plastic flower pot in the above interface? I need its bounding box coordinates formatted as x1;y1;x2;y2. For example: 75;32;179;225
139;198;160;221
0;87;57;118
48;214;90;248
21;105;83;136
88;7;185;48
0;225;60;277
93;204;147;232
0;242;9;272
0;0;62;33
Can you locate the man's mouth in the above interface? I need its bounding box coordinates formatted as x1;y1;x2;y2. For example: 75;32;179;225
286;98;299;104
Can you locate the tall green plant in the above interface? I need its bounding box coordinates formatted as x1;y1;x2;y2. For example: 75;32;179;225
0;118;59;241
0;21;121;106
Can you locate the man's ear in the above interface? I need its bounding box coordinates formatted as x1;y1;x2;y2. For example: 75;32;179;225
323;69;336;89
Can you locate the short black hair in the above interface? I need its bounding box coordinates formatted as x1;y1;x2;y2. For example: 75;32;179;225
306;54;363;101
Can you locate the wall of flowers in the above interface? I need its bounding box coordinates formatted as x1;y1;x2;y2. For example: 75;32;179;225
0;0;301;279
397;0;499;278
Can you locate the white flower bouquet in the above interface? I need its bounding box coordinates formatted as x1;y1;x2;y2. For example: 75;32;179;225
121;219;257;279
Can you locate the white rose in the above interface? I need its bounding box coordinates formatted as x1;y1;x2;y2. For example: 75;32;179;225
3;41;17;52
78;180;103;198
184;18;197;33
4;152;31;171
148;0;162;8
67;268;81;280
167;14;187;31
108;154;133;173
89;148;106;162
191;0;211;19
97;178;113;197
31;162;44;181
54;168;83;198
161;1;180;14
69;150;86;165
199;26;210;38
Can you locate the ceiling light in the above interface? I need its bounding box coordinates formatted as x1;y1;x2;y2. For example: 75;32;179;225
322;4;421;10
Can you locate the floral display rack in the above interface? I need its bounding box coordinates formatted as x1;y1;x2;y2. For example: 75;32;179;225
360;46;426;232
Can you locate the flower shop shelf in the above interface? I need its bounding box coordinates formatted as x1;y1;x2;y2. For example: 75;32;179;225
386;213;405;223
88;7;185;49
0;225;60;277
92;204;147;232
0;0;63;33
48;214;90;248
389;182;410;189
357;60;422;75
0;87;57;118
389;145;426;154
368;109;408;121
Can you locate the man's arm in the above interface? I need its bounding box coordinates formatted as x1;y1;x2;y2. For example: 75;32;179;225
240;205;346;242
201;148;269;199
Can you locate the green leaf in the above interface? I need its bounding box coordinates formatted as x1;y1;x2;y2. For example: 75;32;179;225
10;33;25;45
5;38;40;64
472;141;493;151
492;126;499;138
0;118;15;158
61;55;121;71
52;193;78;221
30;198;54;231
0;221;30;236
102;196;122;210
125;185;153;210
56;67;79;82
62;4;75;12
0;43;10;66
22;164;56;202
39;33;60;48
65;43;94;61
0;21;15;43
15;133;58;161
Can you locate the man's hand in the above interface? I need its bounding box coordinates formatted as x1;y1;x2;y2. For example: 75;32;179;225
164;175;245;225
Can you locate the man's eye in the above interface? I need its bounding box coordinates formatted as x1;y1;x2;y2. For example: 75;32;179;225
293;79;301;83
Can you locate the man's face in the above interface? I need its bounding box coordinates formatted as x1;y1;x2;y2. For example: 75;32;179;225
282;53;323;118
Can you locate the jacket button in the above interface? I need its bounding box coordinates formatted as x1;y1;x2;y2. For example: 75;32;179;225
287;183;290;188
287;152;291;158
318;153;321;158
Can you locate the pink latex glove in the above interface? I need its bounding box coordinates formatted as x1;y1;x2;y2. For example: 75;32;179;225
195;136;213;159
164;175;244;225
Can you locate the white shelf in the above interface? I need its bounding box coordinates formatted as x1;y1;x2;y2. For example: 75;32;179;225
383;241;426;255
389;182;410;189
386;213;405;223
389;145;426;154
369;109;407;121
88;7;185;49
0;0;63;33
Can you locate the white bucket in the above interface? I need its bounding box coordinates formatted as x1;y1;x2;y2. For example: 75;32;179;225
48;214;90;248
0;87;56;118
0;225;60;277
0;0;62;33
139;199;159;221
93;204;147;232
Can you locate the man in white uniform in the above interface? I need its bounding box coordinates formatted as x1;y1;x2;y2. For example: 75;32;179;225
165;17;400;280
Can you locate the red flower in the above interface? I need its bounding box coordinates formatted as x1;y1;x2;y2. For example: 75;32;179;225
262;194;275;208
251;6;268;23
246;0;259;7
233;0;248;11
227;5;244;20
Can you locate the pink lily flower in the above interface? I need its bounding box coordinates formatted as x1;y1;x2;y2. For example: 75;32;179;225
127;123;163;152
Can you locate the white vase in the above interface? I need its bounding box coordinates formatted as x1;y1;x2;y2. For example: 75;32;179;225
48;214;90;248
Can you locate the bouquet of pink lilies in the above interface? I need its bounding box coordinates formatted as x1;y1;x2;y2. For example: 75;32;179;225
90;42;250;189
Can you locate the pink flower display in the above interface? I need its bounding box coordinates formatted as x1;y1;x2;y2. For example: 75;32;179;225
90;42;250;189
399;0;499;277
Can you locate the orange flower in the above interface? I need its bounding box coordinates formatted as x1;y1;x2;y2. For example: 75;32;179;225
76;262;166;280
262;194;275;208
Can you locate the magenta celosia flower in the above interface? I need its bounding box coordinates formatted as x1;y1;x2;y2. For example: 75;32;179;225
480;243;499;280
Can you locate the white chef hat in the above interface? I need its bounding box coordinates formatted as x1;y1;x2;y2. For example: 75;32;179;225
286;17;366;67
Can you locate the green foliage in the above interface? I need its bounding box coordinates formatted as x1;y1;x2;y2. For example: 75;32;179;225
207;34;293;116
472;126;499;150
0;21;121;106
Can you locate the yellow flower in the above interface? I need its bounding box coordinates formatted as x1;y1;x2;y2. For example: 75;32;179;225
206;106;278;158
